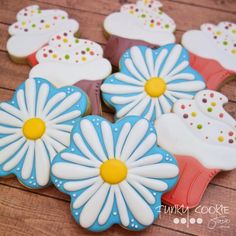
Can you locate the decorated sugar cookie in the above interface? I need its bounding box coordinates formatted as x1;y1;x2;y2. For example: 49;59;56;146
155;90;236;208
103;0;176;67
7;5;79;65
0;78;88;188
182;21;236;89
29;31;112;115
51;116;179;231
101;44;205;122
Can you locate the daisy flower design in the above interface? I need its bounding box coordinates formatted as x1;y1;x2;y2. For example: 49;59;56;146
51;116;179;231
0;78;88;188
101;44;205;122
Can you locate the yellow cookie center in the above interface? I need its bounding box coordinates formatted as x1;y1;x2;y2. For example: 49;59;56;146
22;118;46;140
100;159;127;184
144;77;166;97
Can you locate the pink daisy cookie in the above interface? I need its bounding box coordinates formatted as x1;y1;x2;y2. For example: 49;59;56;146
7;5;79;65
29;31;112;115
182;21;236;90
103;0;176;67
155;90;236;208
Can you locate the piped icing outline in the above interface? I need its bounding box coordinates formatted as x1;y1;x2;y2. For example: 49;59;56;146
7;5;79;58
51;115;179;231
29;31;112;87
155;90;236;170
101;44;205;122
182;21;236;72
0;78;88;188
103;0;176;45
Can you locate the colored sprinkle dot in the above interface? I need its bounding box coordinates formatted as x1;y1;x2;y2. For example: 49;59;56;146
63;32;68;36
141;14;146;18
81;50;86;54
232;49;236;54
229;131;234;136
62;16;65;19
223;41;228;46
38;10;42;14
181;105;185;109
40;20;44;23
232;29;236;34
75;39;79;43
219;113;224;118
49;49;53;53
82;57;87;61
52;54;57;59
165;24;170;29
53;16;58;20
229;139;234;144
218;136;224;142
65;54;70;60
22;21;26;26
210;93;214;98
183;114;188;119
56;35;61;40
216;31;221;35
197;124;203;129
63;38;68;43
45;24;50;28
32;24;36;28
191;112;197;117
205;136;208;139
207;107;213;112
90;51;94;55
211;102;216;106
86;47;90;52
43;53;48;58
150;23;154;28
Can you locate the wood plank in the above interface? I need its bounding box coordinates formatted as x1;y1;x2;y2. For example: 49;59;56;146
0;184;190;236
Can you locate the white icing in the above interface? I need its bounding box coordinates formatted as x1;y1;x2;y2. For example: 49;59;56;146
104;0;176;45
21;141;34;179
64;177;99;191
155;90;236;170
101;45;205;121
61;153;96;167
7;5;79;58
101;121;114;158
127;154;163;168
182;21;236;71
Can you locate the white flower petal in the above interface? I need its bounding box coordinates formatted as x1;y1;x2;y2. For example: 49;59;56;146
145;99;156;120
43;92;66;116
154;48;168;76
155;98;162;118
61;153;98;168
164;91;178;103
64;176;100;191
125;59;146;82
129;163;179;179
46;128;70;147
47;93;81;121
111;94;143;105
3;141;28;171
168;91;193;99
121;119;148;161
80;183;110;228
130;46;150;79
165;73;195;83
115;122;131;158
73;179;103;209
0;126;19;134
127;177;155;204
145;48;155;77
52;162;99;180
80;119;107;162
115;73;144;86
25;79;36;117
116;93;146;118
0;137;25;164
101;121;114;158
166;61;189;77
127;154;163;168
98;186;115;225
101;84;144;94
36;83;49;117
127;133;156;164
0;103;24;121
114;186;129;226
0;132;22;148
73;133;102;165
16;89;28;118
119;181;154;226
126;96;151;116
51;124;72;133
160;45;182;77
159;95;171;113
21;141;34;179
35;140;50;186
167;81;205;92
0;110;22;127
42;135;65;153
50;110;81;124
128;174;168;191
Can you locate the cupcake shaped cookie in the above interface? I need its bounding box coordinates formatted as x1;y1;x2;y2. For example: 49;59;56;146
30;31;112;115
0;78;89;189
101;44;205;122
103;0;176;67
182;22;236;90
155;90;236;208
51;116;179;231
7;5;79;65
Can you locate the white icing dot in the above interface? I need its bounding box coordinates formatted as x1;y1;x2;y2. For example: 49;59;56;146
131;219;134;222
153;192;157;196
131;224;134;227
71;89;74;92
113;212;117;215
150;128;153;131
71;148;75;152
55;179;58;183
31;176;34;179
92;119;96;122
29;181;32;184
114;128;118;132
169;158;172;161
16;168;20;171
33;183;36;186
59;181;62;185
57;184;60;187
135;225;138;229
166;157;169;160
96;118;100;121
110;79;114;82
72;120;75;124
75;212;79;216
11;101;15;104
96;123;99;126
72;193;76;197
37;81;41;84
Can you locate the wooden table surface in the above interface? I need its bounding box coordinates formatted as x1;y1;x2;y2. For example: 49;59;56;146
0;0;236;235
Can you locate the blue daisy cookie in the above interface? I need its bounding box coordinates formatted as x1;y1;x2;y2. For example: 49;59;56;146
101;44;206;122
0;78;88;188
51;115;179;231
